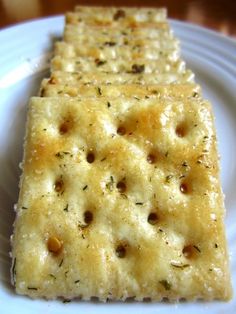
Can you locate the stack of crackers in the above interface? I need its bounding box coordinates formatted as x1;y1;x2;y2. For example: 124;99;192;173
11;6;232;302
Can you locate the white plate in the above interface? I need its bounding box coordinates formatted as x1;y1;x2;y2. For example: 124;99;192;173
0;16;235;314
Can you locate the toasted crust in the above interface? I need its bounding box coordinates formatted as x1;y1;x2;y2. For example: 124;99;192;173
12;96;232;300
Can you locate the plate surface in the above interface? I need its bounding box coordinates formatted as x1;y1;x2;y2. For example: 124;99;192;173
0;16;235;314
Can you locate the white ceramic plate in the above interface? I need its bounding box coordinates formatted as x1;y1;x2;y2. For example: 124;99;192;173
0;16;235;314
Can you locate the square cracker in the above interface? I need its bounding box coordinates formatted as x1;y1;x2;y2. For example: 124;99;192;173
54;41;179;60
63;24;172;43
66;13;169;28
39;81;200;99
65;8;167;27
12;96;232;301
45;70;195;85
73;6;167;23
51;56;185;74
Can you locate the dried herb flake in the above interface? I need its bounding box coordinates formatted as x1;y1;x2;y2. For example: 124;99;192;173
165;175;173;183
104;41;116;46
55;152;70;159
59;259;64;267
106;176;114;192
97;87;102;95
95;59;107;67
131;64;145;74
171;263;190;269
159;280;171;290
113;9;126;20
193;245;201;253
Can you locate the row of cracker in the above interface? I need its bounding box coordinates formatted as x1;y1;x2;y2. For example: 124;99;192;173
40;6;200;100
12;6;232;301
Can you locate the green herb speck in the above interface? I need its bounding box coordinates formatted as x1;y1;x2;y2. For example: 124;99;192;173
159;280;171;290
165;175;173;183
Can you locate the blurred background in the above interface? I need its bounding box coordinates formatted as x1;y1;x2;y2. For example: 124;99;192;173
0;0;235;37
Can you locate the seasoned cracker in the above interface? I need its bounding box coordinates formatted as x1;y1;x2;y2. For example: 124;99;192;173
66;7;167;26
63;24;172;43
54;41;179;60
39;81;200;99
74;6;167;23
45;70;195;86
51;56;185;74
12;96;232;300
66;12;169;28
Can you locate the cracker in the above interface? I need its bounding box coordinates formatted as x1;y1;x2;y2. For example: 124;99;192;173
51;56;185;74
54;41;179;60
74;6;167;23
12;96;232;300
66;12;169;28
63;24;172;43
39;81;201;99
46;70;195;85
66;7;167;26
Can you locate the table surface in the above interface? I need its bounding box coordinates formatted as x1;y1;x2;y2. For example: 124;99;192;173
0;0;235;37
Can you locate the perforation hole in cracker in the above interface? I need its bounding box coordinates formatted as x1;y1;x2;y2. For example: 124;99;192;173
117;125;126;136
84;210;93;225
59;116;74;134
59;122;69;134
54;177;65;193
182;244;201;259
147;212;159;225
116;181;127;193
115;244;127;258
47;236;63;255
175;122;188;138
147;152;157;164
180;181;191;194
86;151;95;163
